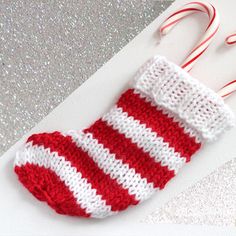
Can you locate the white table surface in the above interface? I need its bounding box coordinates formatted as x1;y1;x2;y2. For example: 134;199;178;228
0;0;236;235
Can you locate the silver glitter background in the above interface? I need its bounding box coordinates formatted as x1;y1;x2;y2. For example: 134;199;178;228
143;158;236;226
0;0;174;155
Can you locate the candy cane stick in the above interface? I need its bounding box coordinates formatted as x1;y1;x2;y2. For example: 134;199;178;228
225;33;236;45
160;1;220;72
217;33;236;99
217;80;236;99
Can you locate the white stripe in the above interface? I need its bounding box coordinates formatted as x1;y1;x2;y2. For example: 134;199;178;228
68;130;156;202
102;106;186;174
15;142;113;218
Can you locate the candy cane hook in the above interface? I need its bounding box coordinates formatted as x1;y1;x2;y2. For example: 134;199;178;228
217;33;236;99
160;1;220;72
225;33;236;45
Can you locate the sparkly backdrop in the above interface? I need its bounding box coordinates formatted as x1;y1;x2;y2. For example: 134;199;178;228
1;1;235;228
0;0;173;155
143;158;236;226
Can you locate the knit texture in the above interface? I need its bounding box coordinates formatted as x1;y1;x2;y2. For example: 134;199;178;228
14;56;235;218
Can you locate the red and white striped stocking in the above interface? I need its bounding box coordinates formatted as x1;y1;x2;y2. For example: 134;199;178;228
14;56;235;218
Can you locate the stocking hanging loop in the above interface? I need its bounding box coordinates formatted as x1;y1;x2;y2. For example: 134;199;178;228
160;1;220;72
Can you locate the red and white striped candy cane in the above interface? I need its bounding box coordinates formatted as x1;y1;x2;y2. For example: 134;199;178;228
217;33;236;99
225;33;236;45
160;1;220;72
218;80;236;99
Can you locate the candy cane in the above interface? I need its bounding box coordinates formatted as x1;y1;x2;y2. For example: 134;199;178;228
160;1;220;72
217;33;236;99
217;80;236;99
225;33;236;45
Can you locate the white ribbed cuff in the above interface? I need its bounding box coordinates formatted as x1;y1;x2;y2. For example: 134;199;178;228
133;55;235;142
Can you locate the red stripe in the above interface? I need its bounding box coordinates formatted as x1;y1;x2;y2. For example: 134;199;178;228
85;120;175;189
206;4;215;30
164;8;201;21
226;40;236;45
15;164;90;217
226;34;236;45
160;17;183;34
186;2;216;31
27;132;138;211
190;2;212;30
182;46;208;71
221;79;236;89
188;24;219;57
222;91;234;98
188;2;210;15
117;90;201;162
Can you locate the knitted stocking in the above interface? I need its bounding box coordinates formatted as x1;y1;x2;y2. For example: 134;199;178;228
14;56;235;218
